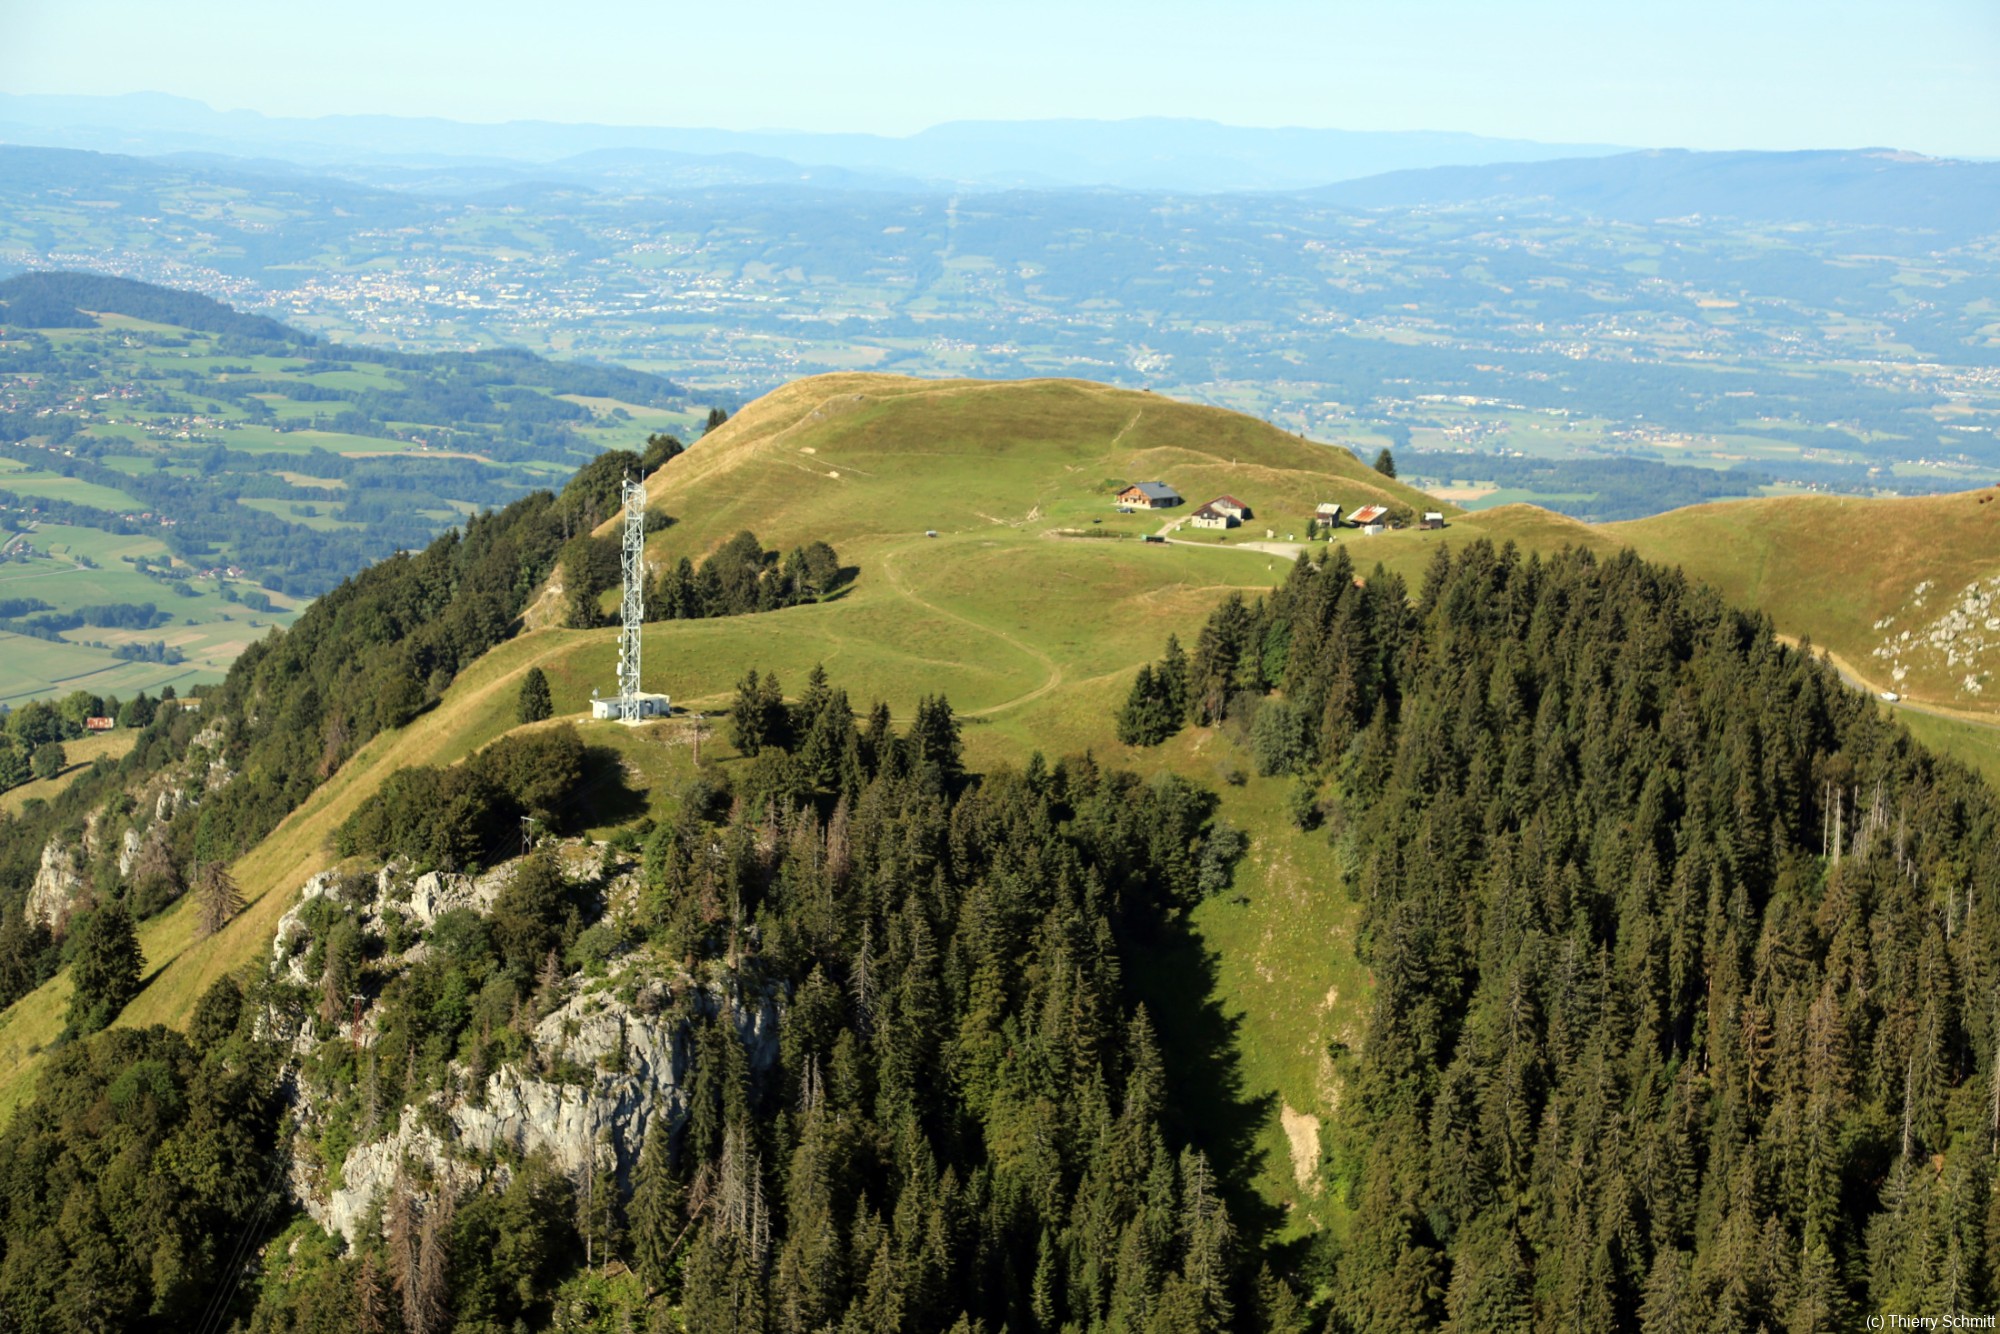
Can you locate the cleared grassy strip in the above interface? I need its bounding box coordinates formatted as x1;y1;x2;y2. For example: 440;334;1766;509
0;469;143;511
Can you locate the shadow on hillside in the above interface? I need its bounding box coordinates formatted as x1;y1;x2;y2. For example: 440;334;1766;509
1123;914;1282;1250
813;566;863;604
564;744;649;831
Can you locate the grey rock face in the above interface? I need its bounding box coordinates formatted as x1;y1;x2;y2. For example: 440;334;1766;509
24;838;84;934
272;846;783;1247
304;977;779;1245
117;827;143;879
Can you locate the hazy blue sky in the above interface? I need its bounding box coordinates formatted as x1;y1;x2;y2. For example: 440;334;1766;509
5;0;1998;155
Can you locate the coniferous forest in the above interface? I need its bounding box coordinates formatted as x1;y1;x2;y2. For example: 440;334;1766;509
1136;539;2000;1331
5;495;2000;1329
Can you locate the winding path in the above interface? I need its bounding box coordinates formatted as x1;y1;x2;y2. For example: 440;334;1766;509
878;541;1066;718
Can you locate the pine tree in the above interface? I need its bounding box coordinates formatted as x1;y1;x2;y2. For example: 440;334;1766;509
1373;447;1397;478
1178;1149;1235;1328
731;670;767;756
1159;633;1190;719
65;899;141;1035
756;671;789;751
907;694;962;785
792;663;832;737
1117;665;1168;746
577;1131;622;1269
517;666;553;723
355;1251;391;1334
410;1190;453;1334
631;1116;693;1292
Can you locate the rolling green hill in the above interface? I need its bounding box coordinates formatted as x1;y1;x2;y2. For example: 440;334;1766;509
0;272;701;703
0;375;1466;1226
7;370;2000;1278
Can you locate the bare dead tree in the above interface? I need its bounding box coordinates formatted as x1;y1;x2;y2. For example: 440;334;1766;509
194;861;244;939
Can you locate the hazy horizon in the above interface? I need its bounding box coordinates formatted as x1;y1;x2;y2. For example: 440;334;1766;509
4;0;1998;159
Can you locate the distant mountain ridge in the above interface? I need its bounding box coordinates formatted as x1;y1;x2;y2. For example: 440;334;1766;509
1314;147;2000;236
0;91;1627;192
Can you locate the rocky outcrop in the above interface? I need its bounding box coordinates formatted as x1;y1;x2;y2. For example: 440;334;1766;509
1870;573;2000;695
273;844;780;1246
271;863;516;989
304;976;780;1245
406;865;513;929
24;837;85;934
117;828;143;879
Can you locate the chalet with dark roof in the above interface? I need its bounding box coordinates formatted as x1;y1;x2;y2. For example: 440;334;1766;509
1116;481;1183;509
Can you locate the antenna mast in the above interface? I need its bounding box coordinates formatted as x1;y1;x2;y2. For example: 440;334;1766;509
617;477;646;721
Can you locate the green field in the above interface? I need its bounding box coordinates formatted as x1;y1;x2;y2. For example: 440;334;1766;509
0;463;146;511
0;522;303;702
0;729;138;817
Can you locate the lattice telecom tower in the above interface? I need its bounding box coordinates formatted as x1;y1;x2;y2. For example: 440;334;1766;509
593;476;670;722
617;477;645;716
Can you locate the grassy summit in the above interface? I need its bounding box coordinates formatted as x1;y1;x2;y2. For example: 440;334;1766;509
629;373;1440;549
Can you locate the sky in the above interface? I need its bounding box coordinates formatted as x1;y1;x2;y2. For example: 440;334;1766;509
3;0;1998;156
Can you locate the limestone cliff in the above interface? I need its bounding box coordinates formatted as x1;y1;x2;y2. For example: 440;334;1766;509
23;837;85;933
270;845;783;1246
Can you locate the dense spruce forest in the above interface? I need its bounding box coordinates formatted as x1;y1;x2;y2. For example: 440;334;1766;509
1131;539;2000;1329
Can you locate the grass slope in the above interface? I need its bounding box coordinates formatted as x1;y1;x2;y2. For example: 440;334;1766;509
630;374;1447;557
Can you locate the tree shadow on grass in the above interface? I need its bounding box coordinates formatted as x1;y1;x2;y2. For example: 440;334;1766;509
563;743;649;831
1122;911;1285;1252
813;567;864;605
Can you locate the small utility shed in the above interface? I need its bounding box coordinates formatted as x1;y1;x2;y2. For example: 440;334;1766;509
1349;504;1388;527
1315;502;1343;524
1421;511;1447;530
1116;481;1183;509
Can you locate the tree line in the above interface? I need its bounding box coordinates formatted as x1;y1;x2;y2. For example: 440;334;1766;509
560;527;845;630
